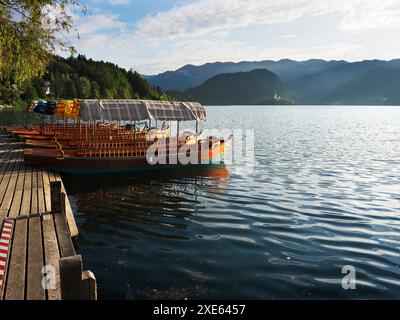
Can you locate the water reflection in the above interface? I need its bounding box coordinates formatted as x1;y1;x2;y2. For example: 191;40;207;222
61;106;400;299
63;167;230;242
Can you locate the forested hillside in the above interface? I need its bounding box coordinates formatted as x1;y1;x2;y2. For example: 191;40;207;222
181;69;291;105
0;55;169;108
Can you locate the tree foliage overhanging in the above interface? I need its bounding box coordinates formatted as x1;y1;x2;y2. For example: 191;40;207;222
0;1;169;107
0;0;83;86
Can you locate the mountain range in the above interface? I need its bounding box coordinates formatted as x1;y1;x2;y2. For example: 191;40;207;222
145;59;400;105
144;59;346;91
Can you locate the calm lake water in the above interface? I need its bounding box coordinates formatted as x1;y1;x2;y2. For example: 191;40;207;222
62;106;400;299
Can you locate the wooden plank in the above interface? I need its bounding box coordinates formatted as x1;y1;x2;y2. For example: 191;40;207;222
53;173;78;238
19;166;32;216
42;214;61;300
8;165;25;218
0;151;18;203
54;212;75;258
50;181;62;214
30;168;38;215
0;154;10;174
4;218;27;300
0;156;22;218
42;170;51;212
0;143;13;191
37;171;46;214
0;147;13;175
26;215;45;300
37;169;44;188
51;182;75;257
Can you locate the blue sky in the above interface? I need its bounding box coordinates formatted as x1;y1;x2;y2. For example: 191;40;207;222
67;0;400;74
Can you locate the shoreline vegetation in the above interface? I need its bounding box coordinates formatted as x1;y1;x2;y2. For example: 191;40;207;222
0;55;169;109
0;55;171;125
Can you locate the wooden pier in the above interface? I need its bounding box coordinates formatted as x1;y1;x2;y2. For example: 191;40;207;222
0;131;96;300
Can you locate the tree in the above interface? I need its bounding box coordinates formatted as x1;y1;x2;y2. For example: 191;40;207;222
77;76;91;98
0;1;85;86
21;84;39;101
90;81;100;99
104;88;114;99
0;83;20;105
119;85;132;99
60;74;77;98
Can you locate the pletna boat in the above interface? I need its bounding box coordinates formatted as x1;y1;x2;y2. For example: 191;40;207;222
22;99;231;174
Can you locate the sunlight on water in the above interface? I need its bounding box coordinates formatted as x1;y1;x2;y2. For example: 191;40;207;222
62;106;400;299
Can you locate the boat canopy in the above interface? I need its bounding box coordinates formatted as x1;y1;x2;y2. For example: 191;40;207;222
143;100;206;122
29;99;206;122
80;99;150;122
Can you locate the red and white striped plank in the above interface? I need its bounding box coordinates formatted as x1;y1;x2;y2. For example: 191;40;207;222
0;219;14;295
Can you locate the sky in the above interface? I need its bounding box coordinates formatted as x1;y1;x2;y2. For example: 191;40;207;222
65;0;400;75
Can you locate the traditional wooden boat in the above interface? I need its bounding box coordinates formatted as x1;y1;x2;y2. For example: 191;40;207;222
24;141;227;174
22;99;231;174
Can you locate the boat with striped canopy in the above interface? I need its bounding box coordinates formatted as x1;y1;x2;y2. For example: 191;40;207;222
19;99;231;174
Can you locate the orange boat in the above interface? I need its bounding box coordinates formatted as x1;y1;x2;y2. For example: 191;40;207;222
23;99;231;174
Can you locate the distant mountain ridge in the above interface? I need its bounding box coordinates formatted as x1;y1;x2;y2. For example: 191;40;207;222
286;59;400;104
322;66;400;105
145;59;347;91
146;58;400;105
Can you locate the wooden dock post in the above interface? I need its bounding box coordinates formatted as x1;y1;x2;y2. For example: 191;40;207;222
50;181;63;214
82;270;97;300
59;255;83;300
50;180;98;300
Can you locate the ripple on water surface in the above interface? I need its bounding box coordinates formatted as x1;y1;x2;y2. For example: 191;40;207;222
63;106;400;299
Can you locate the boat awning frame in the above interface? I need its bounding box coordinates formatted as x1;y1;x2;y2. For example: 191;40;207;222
80;99;206;122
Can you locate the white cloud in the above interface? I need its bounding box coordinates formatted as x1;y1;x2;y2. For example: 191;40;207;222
64;0;400;74
75;33;365;74
107;0;130;5
132;39;365;74
76;14;126;35
52;4;128;57
135;0;400;40
274;34;297;40
340;1;400;31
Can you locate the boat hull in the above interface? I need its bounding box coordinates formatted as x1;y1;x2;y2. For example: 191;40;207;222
24;153;225;174
24;139;230;174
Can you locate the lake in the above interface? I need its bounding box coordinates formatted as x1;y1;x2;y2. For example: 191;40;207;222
62;106;400;299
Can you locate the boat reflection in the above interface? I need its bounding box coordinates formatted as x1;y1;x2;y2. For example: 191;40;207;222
62;167;230;241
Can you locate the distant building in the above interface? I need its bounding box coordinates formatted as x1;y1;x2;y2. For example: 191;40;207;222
273;90;281;101
42;81;51;96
